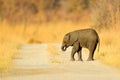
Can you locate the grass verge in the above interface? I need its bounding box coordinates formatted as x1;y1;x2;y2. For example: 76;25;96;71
95;27;120;68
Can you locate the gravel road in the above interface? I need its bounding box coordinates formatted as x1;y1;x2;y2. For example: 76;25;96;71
1;44;120;80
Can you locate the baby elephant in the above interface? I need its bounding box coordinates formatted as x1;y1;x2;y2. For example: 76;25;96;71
61;28;100;61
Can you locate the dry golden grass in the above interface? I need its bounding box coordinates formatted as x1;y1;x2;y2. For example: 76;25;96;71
47;44;61;63
26;21;90;43
47;44;59;55
95;26;120;68
0;22;24;70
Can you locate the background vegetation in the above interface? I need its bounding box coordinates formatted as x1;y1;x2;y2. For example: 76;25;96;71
0;0;120;70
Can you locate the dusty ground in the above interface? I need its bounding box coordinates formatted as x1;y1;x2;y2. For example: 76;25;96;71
0;44;120;80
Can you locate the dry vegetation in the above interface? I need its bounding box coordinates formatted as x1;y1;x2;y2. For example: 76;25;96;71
95;27;120;68
0;22;24;70
0;0;120;70
47;44;61;63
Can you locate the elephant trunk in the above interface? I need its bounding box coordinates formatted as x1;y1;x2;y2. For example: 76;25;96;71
61;45;67;51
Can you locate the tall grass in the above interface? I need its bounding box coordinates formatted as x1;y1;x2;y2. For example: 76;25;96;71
0;22;23;70
25;21;90;43
95;26;120;68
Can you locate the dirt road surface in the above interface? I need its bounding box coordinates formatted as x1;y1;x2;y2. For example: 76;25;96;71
1;44;120;80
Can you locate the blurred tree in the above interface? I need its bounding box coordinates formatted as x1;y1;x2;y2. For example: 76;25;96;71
83;0;89;9
90;0;120;29
0;0;96;23
0;0;4;20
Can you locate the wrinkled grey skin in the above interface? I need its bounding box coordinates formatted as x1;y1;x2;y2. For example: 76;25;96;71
61;28;100;61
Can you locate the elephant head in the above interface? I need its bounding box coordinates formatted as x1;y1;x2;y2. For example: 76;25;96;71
61;32;78;51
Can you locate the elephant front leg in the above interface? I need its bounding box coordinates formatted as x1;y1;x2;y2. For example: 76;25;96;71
71;48;76;61
70;43;79;61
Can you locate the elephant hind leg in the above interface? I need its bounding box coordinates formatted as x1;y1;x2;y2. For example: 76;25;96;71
87;43;97;61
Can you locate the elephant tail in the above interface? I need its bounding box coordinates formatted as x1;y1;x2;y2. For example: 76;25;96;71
97;37;100;52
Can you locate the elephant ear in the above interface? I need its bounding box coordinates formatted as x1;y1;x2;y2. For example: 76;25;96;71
69;32;78;45
64;33;70;42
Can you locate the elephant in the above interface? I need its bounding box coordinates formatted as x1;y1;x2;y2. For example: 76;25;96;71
61;28;100;61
